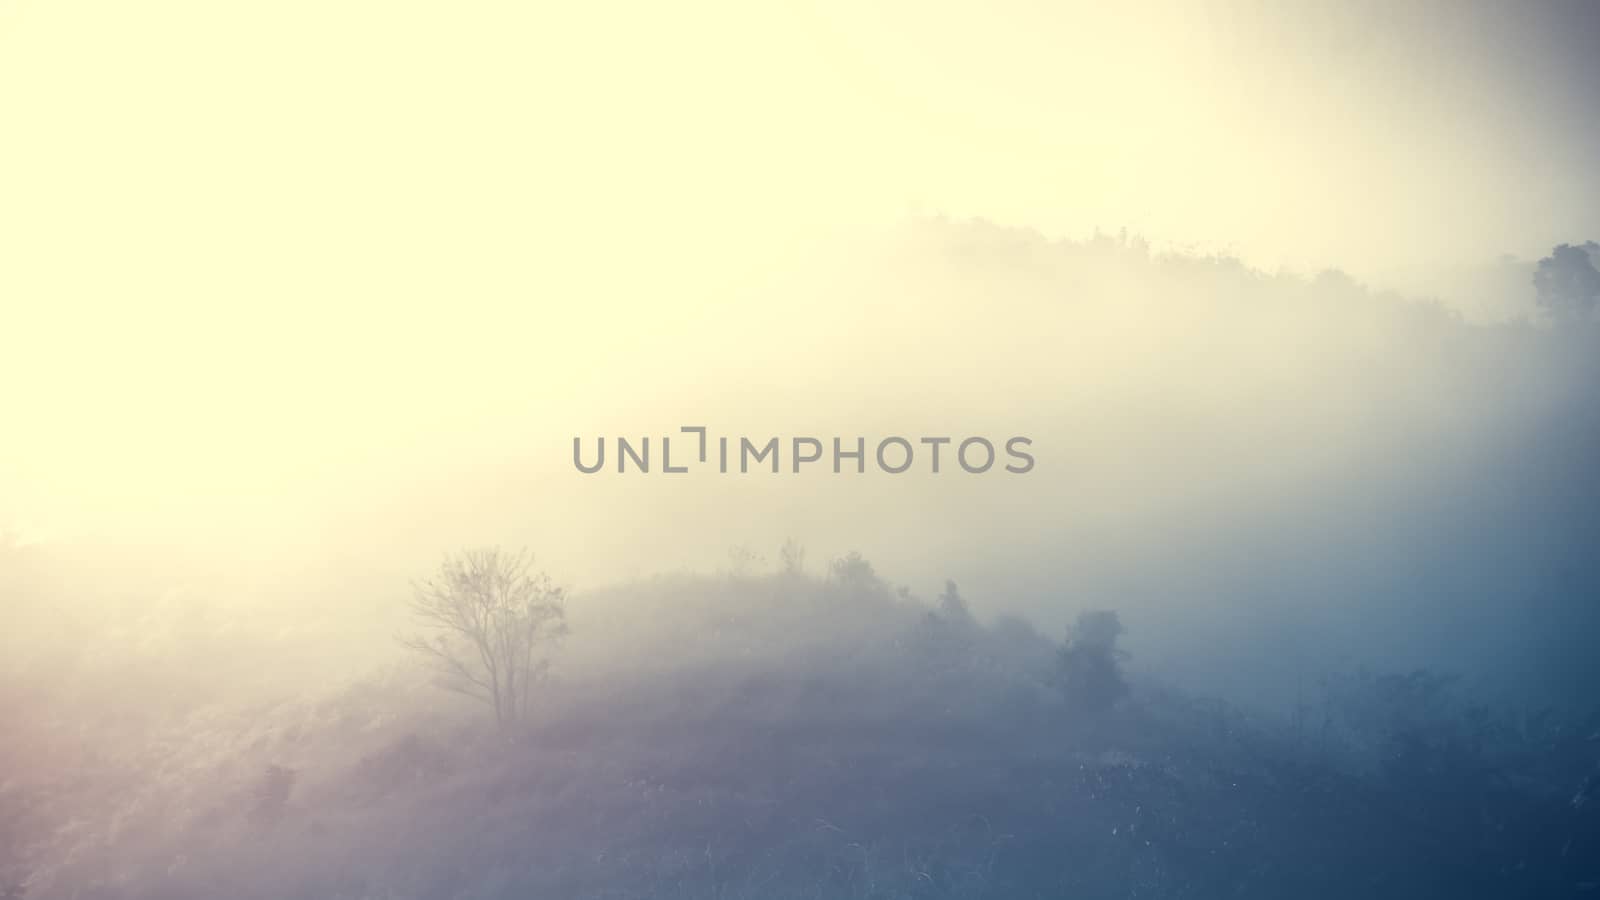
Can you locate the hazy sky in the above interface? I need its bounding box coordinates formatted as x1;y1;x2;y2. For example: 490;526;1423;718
2;0;1598;545
5;2;1600;715
801;0;1600;273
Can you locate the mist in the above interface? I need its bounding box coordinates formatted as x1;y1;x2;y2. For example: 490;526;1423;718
6;1;1600;897
10;218;1597;709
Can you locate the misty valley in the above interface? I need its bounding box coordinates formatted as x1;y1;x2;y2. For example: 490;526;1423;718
4;223;1599;900
8;0;1600;895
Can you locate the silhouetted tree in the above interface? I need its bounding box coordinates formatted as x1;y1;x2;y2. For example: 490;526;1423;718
779;537;806;575
828;551;878;591
937;579;970;621
403;547;569;732
915;579;979;665
1533;242;1600;322
1057;610;1128;713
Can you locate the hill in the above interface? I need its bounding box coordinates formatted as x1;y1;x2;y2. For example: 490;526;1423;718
6;561;1598;899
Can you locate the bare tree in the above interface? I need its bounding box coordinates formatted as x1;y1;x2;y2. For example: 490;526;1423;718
778;537;806;575
402;548;569;732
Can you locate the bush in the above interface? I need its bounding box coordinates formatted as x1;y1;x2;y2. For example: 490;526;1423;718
1057;610;1129;714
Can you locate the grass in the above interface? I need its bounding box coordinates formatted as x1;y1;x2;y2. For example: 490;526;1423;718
5;569;1598;899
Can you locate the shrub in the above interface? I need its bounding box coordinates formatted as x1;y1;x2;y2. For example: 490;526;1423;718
1056;610;1129;714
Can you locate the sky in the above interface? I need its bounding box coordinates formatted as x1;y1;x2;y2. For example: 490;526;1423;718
2;0;1598;547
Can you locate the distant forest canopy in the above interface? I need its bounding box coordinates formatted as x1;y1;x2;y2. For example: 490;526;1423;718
2;218;1597;713
729;218;1600;707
